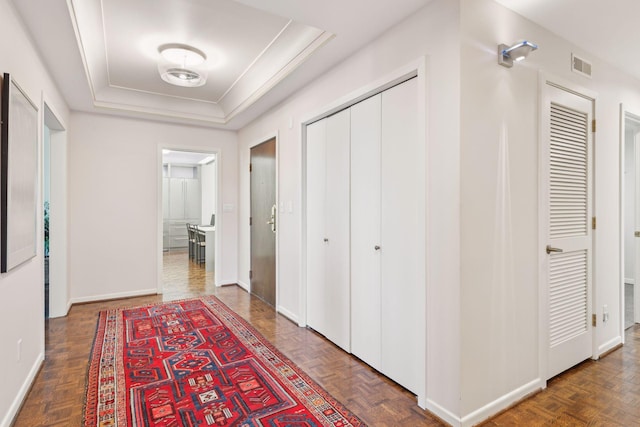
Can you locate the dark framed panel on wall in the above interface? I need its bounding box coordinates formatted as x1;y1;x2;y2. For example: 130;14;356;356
1;73;39;272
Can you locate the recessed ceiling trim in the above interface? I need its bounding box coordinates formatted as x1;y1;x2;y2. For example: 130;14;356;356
107;83;219;105
100;0;111;87
222;30;335;123
65;0;98;101
216;19;293;103
93;99;227;125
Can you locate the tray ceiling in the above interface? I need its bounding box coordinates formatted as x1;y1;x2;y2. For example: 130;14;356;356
11;0;432;128
69;0;332;125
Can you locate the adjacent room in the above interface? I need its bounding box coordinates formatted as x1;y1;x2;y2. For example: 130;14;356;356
2;0;640;426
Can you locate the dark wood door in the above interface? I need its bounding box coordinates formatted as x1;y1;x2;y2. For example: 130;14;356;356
250;138;276;306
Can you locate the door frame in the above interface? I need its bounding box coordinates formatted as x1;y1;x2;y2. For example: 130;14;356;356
619;104;640;342
156;145;221;292
538;72;598;383
41;94;69;318
247;132;279;310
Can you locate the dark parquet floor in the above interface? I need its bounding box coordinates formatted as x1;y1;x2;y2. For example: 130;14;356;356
11;250;640;426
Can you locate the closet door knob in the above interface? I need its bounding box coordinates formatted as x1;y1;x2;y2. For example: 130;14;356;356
323;238;329;243
374;245;381;250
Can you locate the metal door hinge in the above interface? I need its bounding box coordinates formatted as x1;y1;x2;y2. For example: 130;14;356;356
592;119;596;133
635;231;640;238
249;163;252;172
249;270;253;279
249;217;252;226
592;314;597;327
592;217;596;230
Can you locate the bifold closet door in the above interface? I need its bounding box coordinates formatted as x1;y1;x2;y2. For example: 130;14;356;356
380;77;422;394
350;94;382;370
306;109;351;352
306;119;327;337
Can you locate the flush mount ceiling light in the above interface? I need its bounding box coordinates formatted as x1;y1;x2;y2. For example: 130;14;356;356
158;43;208;87
498;40;538;68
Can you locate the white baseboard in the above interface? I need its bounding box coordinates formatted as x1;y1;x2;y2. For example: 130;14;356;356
70;288;157;305
1;351;44;427
598;335;622;358
277;306;298;324
425;398;461;427
625;278;635;285
216;279;239;287
236;280;250;292
460;378;543;427
48;300;72;319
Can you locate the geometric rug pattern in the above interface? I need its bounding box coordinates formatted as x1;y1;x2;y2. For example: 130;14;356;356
83;296;366;426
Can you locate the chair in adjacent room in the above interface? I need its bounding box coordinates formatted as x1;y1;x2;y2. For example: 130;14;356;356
194;225;206;265
186;224;196;260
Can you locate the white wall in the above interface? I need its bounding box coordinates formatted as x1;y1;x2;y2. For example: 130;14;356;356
237;0;461;419
68;113;238;300
625;128;636;283
0;1;70;426
460;0;640;422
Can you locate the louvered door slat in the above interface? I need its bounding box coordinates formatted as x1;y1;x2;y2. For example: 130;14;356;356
549;250;587;348
549;103;588;239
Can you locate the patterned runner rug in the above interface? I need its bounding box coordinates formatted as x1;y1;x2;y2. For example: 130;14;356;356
84;296;365;426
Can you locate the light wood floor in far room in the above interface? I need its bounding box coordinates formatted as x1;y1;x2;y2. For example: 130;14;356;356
12;250;640;426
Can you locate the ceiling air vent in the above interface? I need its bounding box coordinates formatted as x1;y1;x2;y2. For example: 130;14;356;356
571;54;592;78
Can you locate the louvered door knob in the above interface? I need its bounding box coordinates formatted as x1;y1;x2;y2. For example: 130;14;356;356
374;245;381;250
323;238;329;242
546;245;563;254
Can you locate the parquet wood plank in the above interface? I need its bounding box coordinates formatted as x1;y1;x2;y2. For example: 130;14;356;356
11;250;640;426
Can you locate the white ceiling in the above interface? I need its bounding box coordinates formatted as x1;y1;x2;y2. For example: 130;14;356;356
11;0;431;129
495;0;640;80
15;1;639;131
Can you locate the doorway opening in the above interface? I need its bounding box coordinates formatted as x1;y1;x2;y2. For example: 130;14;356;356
43;102;67;319
43;124;50;318
623;112;640;330
161;149;218;299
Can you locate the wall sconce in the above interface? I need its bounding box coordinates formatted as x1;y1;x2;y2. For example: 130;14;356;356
498;40;538;68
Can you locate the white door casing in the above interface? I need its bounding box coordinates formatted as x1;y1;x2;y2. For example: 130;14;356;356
541;82;594;380
634;132;640;323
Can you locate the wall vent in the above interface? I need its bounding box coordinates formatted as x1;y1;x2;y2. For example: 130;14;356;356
571;54;592;78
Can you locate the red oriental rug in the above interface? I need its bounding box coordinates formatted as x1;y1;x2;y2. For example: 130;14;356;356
83;296;365;427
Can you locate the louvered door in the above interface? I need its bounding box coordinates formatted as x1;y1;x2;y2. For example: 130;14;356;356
543;84;593;380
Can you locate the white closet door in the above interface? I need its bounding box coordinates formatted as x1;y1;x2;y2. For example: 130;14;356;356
380;77;423;394
324;109;352;351
306;119;327;334
350;94;382;369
